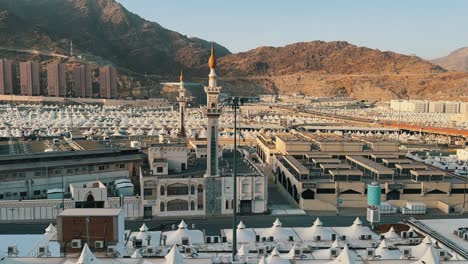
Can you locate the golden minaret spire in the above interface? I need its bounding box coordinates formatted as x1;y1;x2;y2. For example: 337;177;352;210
208;43;216;69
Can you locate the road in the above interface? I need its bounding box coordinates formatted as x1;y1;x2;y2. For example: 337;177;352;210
1;213;467;236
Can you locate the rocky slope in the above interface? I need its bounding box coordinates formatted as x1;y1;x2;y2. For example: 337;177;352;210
0;0;230;76
432;47;468;72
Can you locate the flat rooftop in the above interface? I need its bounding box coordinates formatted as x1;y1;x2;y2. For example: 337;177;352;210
59;208;122;217
346;155;394;175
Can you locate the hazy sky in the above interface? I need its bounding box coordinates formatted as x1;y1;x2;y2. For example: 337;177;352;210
116;0;468;59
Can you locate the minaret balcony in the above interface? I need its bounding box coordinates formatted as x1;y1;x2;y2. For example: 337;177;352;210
205;108;223;114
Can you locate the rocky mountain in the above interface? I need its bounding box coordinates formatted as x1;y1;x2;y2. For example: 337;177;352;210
432;47;468;72
0;0;467;101
0;0;230;76
217;41;445;76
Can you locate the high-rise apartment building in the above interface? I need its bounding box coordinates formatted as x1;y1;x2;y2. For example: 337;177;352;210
74;64;93;98
47;62;67;97
0;59;14;95
19;61;40;96
99;66;117;99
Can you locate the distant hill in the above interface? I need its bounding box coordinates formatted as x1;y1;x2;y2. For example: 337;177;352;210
0;0;467;101
432;47;468;72
217;41;445;76
0;0;230;76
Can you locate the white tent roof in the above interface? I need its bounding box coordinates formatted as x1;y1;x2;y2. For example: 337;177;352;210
328;245;356;264
383;226;400;239
76;243;102;264
413;246;440;264
139;223;149;232
163;246;185;264
266;247;290;264
375;239;402;259
237;244;249;257
163;220;204;245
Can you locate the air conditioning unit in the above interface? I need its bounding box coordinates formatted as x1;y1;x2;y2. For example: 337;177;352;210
258;247;266;256
330;249;338;258
371;242;377;247
464;233;468;241
95;241;104;249
360;235;366;240
107;246;117;256
403;249;412;259
341;235;347;241
409;238;415;244
439;250;449;260
71;239;82;249
37;245;49;256
367;235;372;240
380;235;385;240
408;231;414;238
366;248;375;258
8;245;18;256
414;238;421;244
288;236;294;241
316;235;321;241
146;247;154;255
269;236;274;242
293;249;302;257
401;231;407;238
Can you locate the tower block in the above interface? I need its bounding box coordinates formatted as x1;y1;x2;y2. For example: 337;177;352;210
177;70;187;137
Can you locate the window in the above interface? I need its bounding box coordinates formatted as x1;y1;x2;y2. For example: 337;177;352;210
191;201;195;210
99;165;105;171
156;167;163;173
144;189;153;196
119;163;126;169
0;194;3;199
20;192;27;197
66;169;73;174
34;190;41;196
191;185;195;195
160;186;165;195
160;202;165;212
197;184;203;193
225;200;229;209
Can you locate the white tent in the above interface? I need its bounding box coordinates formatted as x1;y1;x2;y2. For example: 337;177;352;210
383;226;400;239
225;221;256;244
412;246;440;264
266;247;290;264
76;243;102;264
295;218;336;241
328;245;357;264
257;218;299;242
163;245;185;264
163;220;204;245
375;239;402;259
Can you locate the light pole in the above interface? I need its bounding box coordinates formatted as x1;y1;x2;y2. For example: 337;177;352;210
225;96;246;261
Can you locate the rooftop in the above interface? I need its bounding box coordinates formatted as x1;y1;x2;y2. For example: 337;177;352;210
58;208;122;217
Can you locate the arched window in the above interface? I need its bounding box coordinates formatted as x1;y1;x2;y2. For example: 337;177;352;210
231;199;234;210
160;185;165;195
160;202;165;212
197;184;203;193
191;201;195;210
225;200;229;209
191;185;195;195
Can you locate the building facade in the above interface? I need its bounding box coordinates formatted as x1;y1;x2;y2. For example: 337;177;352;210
74;64;93;98
99;66;117;99
19;61;40;96
47;62;67;97
0;59;14;95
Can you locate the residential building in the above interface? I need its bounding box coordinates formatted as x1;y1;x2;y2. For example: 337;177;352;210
99;66;117;99
0;59;14;95
19;61;40;96
47;62;67;97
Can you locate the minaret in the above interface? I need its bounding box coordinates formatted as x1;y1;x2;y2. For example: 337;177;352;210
70;40;74;57
204;43;223;215
177;70;187;137
204;43;222;177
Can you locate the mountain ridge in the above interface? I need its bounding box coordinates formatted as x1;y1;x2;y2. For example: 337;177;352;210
432;47;468;72
0;0;467;101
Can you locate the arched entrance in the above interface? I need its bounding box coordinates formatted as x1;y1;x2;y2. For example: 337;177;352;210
302;189;315;199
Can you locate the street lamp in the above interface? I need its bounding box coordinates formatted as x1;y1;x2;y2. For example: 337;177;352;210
224;96;247;261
